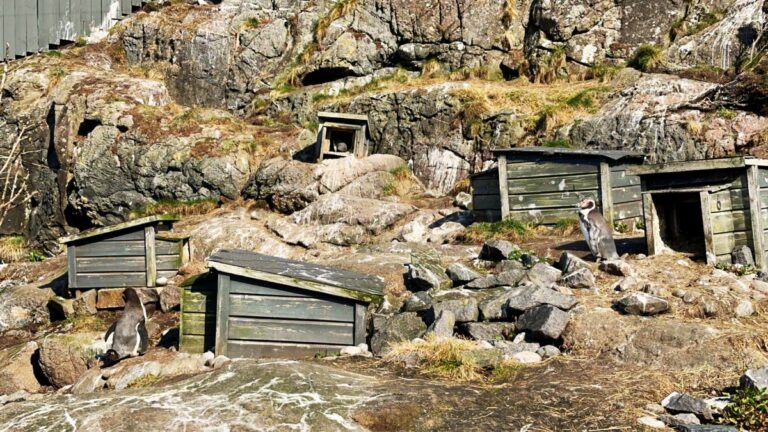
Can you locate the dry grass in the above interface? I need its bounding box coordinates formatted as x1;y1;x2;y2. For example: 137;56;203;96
126;374;162;389
382;335;489;382
0;236;28;263
382;165;427;205
130;198;220;219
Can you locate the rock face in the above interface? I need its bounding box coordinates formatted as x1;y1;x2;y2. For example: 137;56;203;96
370;313;427;355
516;305;570;340
479;240;516;261
426;310;456;338
0;342;42;395
740;367;768;390
0;284;55;333
615;293;670;316
38;332;106;388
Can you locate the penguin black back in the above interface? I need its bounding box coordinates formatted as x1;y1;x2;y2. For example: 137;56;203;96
103;288;149;363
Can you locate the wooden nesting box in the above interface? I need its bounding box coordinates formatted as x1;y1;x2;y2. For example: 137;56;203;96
207;249;384;359
630;157;768;270
472;147;646;227
315;111;369;161
179;272;217;354
59;215;190;292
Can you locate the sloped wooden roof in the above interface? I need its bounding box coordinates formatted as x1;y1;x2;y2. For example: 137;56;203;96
629;156;768;176
207;249;385;303
492;146;645;162
59;215;179;244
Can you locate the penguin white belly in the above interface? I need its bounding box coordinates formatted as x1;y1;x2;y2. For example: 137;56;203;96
579;219;597;256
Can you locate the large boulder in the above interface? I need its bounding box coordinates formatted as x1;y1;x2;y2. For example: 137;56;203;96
506;287;577;313
477;287;525;321
445;263;481;286
38;332;107;388
516;305;570;340
740;367;768;390
370;313;427;355
478;240;516;261
560;268;596;289
0;342;42;394
431;296;479;323
290;194;417;235
0;284;55;333
459;322;515;341
245;157;319;213
406;263;452;292
425;310;456;338
614;293;669;316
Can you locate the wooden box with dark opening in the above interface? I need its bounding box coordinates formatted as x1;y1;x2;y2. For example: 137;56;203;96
315;111;369;161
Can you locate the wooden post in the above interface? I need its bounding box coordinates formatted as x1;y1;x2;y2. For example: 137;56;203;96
497;154;509;219
67;245;77;289
599;161;614;230
353;303;367;345
215;272;230;356
144;226;156;287
699;191;716;266
642;193;662;255
747;165;766;270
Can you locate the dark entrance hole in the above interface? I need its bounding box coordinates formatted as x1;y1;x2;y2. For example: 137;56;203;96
653;192;705;258
328;128;355;154
301;67;355;86
77;119;101;137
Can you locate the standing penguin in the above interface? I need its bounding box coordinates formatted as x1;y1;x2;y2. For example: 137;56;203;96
104;288;149;363
577;197;619;261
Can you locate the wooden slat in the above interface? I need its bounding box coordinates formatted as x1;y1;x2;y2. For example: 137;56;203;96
499;154;509;219
77;240;146;257
614;201;643;220
710;188;750;212
182;288;216;313
506;160;597;179
229;276;312;298
156;239;181;255
612;185;642;204
354;303;366;346
120;0;131;15
15;0;28;57
473;194;501;210
215;273;231;356
3;0;16;58
76;256;146;272
643;194;661;256
646;170;746;190
38;0;53;48
611;170;641;188
180;335;208;354
75;272;146;288
700;191;716;266
158;270;177;279
711;211;750;234
600;161;614;229
471;178;499;195
473;209;501;222
68;245;77;289
97;229;145;242
157;254;181;271
227;317;354;345
748;165;765;270
229;294;354;322
508;190;593;210
181;313;216;336
25;0;37;53
145;226;156;287
759;168;768;188
506;208;578;225
713;231;752;256
507;173;599;194
226;340;345;359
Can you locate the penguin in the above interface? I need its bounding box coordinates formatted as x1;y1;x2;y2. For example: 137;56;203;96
577;197;619;261
335;140;348;152
104;288;149;363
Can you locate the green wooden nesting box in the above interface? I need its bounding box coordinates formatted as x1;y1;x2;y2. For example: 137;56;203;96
207;249;384;359
473;147;646;228
59;215;190;291
630;157;768;270
179;272;217;354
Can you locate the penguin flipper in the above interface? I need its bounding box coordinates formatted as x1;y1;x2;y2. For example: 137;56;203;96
137;320;149;355
104;321;117;346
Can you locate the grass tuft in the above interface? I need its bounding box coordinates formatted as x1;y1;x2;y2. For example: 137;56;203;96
0;236;28;263
628;44;663;72
382;335;487;382
716;107;737;119
131;198;219;219
460;219;532;244
722;386;768;431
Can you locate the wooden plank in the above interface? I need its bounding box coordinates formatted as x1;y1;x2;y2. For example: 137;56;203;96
181;313;216;336
610;170;641;188
180;335;205;354
215;273;230;356
158;270;177;279
758;168;768;188
498;154;509;219
98;229;146;242
227;317;354;345
611;185;642;204
600;161;614;229
59;215;178;244
77;240;146;257
157;254;181;271
506;160;597;179
713;231;752;256
145;226;156;287
506;208;578;225
229;294;355;322
747;165;766;270
709;188;749;212
700;191;716;266
15;0;27;57
473;194;501;210
507;173;599;195
74;272;146;288
643;193;661;256
120;0;130;15
614;201;642;221
226;340;346;359
473;209;501;223
182;289;216;313
645;170;746;190
156;239;182;255
70;0;81;37
48;0;61;46
471;178;499;195
38;0;52;49
68;245;77;289
76;256;146;272
711;211;750;234
508;190;593;211
229;276;313;298
354;303;366;346
630;157;747;175
25;0;37;53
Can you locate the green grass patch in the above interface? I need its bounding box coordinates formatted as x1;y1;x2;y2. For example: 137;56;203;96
462;219;531;244
543;139;571;148
722;386;768;431
389;164;411;180
628;44;663;72
0;236;28;263
565;90;594;109
716;107;737;119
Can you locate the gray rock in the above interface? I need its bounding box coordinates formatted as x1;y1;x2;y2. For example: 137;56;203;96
460;348;503;369
479;240;516;261
73;290;97;316
402;291;432;312
492;340;541;357
516;305;570;340
507;287;577;313
509;351;542;364
427;222;465;244
560;268;596;289
70;368;107;395
477;287;525;321
731;245;755;266
659;413;700;427
536;345;561;358
453;192;472;209
370;313;427;355
159;286;181;312
675;425;737;432
426;310;456;338
432;297;479;323
598;260;634;277
48;296;75;319
0;342;41;395
734;300;754;317
521;263;562;287
613;276;643;292
445;263;481;286
211;355;232;369
661;392;712;420
466;269;526;289
39;332;106;388
615;293;669;316
291;194;416;235
406;263;452;292
740;367;768;390
637;416;666;429
557;252;590;275
459;322;515;341
400;219;428;243
495;260;525;273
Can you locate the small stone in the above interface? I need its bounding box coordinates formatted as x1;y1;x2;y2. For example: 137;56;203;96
496;259;525;273
615;293;669;316
672;289;687;298
751;279;768;295
642;283;665;297
599;260;634;276
453;192;472;209
445;263;481;286
521;263;562;287
211;355;232;369
557;252;590;274
339;344;372;358
536;345;560;358
613;276;643;292
478;240;516;261
249;210;261;220
402;291;432;312
400;220;428;243
73;290;97;316
703;302;719;317
48;296;75;320
426;310;456;338
740;367;768;390
432;296;478;323
492;340;540;357
734;300;754;317
201;351;215;366
637;416;666;429
659;413;700;427
682;292;699;304
661;392;712;420
156;277;169;287
560;268;596;289
731;245;755;266
675;426;738;432
507;287;577;313
516;305;570;340
509;351;542;364
466;269;526;289
635;254;647;259
703;397;730;413
406;263;452;292
460;348;503;369
511;333;526;344
520;254;539;268
459;322;515;341
644;403;666;415
427;222;465;244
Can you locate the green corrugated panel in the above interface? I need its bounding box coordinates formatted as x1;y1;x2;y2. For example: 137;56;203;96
37;0;51;49
0;7;5;61
3;0;17;58
121;0;130;16
58;0;74;42
132;0;141;8
14;0;26;57
26;1;38;53
92;0;102;30
70;0;81;38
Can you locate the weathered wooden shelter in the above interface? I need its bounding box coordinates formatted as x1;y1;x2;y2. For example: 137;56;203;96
472;147;646;227
630;157;768;270
315;111;370;161
179;272;217;354
0;0;146;59
207;249;384;359
59;215;190;291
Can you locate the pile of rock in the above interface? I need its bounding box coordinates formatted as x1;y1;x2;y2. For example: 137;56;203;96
370;240;594;364
638;366;767;430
